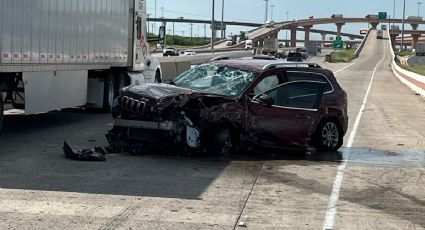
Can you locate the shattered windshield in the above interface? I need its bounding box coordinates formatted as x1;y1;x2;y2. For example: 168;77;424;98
173;64;257;97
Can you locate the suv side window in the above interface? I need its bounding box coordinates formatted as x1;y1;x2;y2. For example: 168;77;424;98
286;71;333;93
253;75;280;95
266;82;324;109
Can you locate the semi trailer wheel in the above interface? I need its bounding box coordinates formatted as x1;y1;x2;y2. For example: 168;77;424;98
103;73;115;112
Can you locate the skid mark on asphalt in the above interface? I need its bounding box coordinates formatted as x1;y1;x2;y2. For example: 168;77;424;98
98;205;140;230
322;44;387;230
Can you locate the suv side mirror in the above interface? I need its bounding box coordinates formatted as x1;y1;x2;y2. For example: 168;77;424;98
257;94;273;107
158;26;166;45
149;26;166;44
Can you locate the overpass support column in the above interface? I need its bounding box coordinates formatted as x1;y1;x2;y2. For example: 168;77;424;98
303;25;313;47
411;24;419;30
335;22;345;37
321;32;326;47
289;25;298;47
270;32;278;39
370;22;379;30
412;34;421;49
390;34;397;47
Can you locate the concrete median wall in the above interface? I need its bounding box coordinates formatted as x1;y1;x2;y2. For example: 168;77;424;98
388;30;425;98
160;61;193;81
354;29;371;58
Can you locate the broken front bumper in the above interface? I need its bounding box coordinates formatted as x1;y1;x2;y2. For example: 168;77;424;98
107;118;200;151
113;119;176;131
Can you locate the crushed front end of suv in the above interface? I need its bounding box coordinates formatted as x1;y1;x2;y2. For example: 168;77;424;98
107;59;348;154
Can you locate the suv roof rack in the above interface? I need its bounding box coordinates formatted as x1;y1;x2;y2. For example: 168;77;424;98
263;62;322;70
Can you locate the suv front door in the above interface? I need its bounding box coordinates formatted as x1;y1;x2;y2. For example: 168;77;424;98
248;81;325;149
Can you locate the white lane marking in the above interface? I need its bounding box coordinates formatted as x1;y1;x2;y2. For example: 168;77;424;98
322;49;386;230
334;62;357;74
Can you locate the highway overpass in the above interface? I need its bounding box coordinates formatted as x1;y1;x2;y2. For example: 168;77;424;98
148;17;364;40
247;17;425;48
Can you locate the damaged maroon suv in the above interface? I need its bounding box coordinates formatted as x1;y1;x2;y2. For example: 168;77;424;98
107;59;348;154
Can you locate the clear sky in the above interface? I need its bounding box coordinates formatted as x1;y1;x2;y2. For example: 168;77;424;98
147;0;423;40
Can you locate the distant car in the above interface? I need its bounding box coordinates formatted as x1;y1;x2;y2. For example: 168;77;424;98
265;20;275;28
184;49;196;56
295;48;309;59
287;52;303;62
108;59;348;154
276;49;289;59
377;30;383;39
332;14;343;19
245;40;253;50
163;47;179;57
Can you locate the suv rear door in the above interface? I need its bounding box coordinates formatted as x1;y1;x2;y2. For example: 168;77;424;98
248;81;325;149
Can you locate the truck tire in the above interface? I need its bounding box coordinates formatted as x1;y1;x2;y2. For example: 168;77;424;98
103;73;115;112
116;72;128;96
155;69;162;83
0;93;4;130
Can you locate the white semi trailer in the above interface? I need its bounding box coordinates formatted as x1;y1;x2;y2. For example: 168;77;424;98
0;0;164;129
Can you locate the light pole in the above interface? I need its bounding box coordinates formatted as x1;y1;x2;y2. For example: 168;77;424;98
393;0;396;29
270;5;275;21
221;0;225;39
190;23;193;41
211;0;215;49
286;12;289;42
161;6;164;18
418;1;423;17
264;0;269;23
155;0;157;18
401;0;406;51
147;14;151;35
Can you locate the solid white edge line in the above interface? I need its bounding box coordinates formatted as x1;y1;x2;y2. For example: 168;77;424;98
322;45;387;230
334;62;357;74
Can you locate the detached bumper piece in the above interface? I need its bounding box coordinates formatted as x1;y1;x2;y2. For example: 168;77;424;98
63;141;107;161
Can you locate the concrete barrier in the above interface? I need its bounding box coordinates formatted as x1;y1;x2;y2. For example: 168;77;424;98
159;62;178;81
354;29;371;58
388;30;425;98
176;62;191;75
160;61;192;81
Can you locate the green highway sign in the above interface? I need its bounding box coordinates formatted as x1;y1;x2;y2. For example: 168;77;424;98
335;36;342;41
333;40;344;49
379;12;387;20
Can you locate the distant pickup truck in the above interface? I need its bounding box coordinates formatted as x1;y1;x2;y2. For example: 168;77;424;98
163;47;179;57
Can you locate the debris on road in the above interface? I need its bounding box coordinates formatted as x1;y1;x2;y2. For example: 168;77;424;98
63;141;107;161
238;221;247;227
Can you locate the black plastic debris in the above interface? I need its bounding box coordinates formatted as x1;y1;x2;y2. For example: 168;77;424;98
63;141;107;161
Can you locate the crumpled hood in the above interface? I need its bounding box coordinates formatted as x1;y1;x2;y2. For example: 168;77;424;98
122;83;197;100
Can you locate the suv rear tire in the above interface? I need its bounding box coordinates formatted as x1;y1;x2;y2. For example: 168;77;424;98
314;119;343;151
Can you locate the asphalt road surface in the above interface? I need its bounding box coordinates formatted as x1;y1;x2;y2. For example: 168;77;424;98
0;31;424;229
